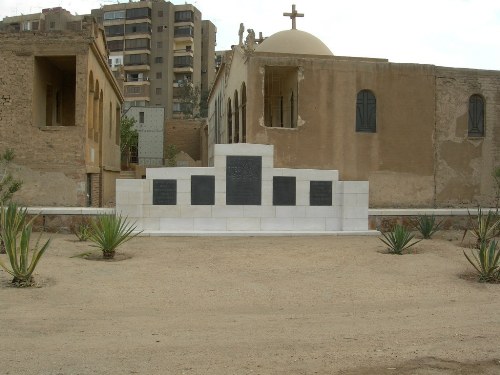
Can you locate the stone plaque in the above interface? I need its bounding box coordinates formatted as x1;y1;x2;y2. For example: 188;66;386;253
191;175;215;205
153;179;177;205
273;176;296;206
310;181;332;206
226;156;262;205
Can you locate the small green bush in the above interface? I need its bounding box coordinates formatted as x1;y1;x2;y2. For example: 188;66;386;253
380;224;421;255
70;216;94;242
463;240;500;282
88;214;140;259
462;208;500;248
0;203;50;286
412;215;443;239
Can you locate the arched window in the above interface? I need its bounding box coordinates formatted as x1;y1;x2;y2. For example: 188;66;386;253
241;82;247;143
234;90;239;143
87;71;94;138
227;98;232;144
468;94;485;137
356;90;376;133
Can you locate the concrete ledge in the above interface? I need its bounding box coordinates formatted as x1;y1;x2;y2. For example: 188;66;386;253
26;207;114;215
136;230;380;237
369;208;497;216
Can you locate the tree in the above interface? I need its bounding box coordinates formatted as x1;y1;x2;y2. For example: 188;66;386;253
120;116;138;169
179;79;209;118
0;149;22;205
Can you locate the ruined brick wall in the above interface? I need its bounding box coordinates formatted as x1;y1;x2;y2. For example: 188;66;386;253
165;119;206;162
435;67;500;207
0;31;90;206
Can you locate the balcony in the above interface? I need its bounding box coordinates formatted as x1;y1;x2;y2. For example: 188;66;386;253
124;83;150;101
173;48;194;58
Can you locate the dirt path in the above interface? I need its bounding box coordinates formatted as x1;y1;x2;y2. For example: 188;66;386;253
1;233;499;374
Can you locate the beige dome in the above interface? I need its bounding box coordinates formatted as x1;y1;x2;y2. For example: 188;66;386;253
255;29;333;56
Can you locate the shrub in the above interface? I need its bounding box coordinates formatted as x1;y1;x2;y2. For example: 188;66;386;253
412;215;443;239
70;216;94;242
380;224;421;255
462;208;500;248
88;214;140;259
463;240;500;282
0;203;50;286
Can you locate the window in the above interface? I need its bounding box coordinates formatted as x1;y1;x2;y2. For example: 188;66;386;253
175;10;194;22
264;66;298;128
356;90;376;133
155;88;162;95
156;72;162;79
174;55;193;67
126;8;151;20
139;111;144;123
50;21;55;29
126;73;143;82
125;38;150;50
105;25;124;37
158;10;164;17
468;94;485;137
126;86;142;94
174;25;194;37
155;57;163;63
157;26;164;32
123;54;149;66
104;10;125;20
125;23;151;34
107;40;124;51
157;41;163;48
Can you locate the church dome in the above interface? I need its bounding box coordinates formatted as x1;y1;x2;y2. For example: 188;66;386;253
255;29;333;56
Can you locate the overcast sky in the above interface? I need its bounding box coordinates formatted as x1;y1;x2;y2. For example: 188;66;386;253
1;0;499;70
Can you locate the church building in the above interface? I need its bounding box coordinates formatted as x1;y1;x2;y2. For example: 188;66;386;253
207;6;500;208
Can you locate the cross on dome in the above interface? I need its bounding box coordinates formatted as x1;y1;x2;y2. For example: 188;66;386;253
283;4;304;30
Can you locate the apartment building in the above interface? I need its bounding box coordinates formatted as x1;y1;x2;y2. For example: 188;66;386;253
0;7;85;32
91;0;216;119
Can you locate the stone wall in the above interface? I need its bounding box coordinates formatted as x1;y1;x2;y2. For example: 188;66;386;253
210;48;500;208
165;119;206;162
435;67;500;207
0;33;88;205
0;26;122;207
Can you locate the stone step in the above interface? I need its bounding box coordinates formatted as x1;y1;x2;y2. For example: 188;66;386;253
119;171;136;179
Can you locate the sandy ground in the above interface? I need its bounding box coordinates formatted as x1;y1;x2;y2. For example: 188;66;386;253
0;232;499;375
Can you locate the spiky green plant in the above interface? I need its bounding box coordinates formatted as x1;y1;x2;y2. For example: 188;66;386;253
70;216;94;242
463;240;500;282
380;224;421;255
88;214;140;259
462;208;500;248
412;215;443;239
0;203;50;286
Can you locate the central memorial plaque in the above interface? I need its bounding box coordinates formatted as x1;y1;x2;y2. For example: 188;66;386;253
226;156;262;205
153;179;177;205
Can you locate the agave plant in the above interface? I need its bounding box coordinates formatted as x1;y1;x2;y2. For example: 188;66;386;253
88;214;140;259
0;203;50;286
463;240;500;282
380;224;421;255
462;208;500;248
412;215;443;239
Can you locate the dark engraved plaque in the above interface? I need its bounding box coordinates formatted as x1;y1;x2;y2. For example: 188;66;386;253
153;179;177;205
191;175;215;205
226;156;262;205
310;181;332;206
273;176;296;206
